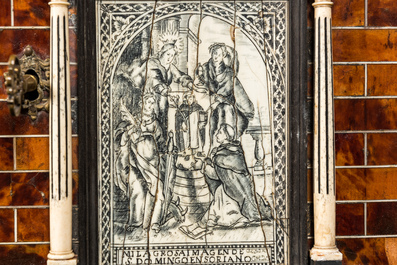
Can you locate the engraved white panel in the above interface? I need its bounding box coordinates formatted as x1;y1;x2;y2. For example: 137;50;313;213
97;1;288;264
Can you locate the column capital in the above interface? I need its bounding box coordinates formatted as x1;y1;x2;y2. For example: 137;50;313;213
312;1;333;8
48;1;70;7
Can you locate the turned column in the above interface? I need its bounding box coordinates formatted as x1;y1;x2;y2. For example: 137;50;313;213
47;0;77;264
310;0;343;264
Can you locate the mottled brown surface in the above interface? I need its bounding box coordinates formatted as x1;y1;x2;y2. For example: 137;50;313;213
333;30;397;62
335;133;364;166
0;174;12;206
16;137;49;170
72;137;78;170
335;99;397;130
336;168;397;201
366;99;397;130
0;29;50;62
0;103;49;135
69;29;77;63
307;0;314;28
70;65;78;98
336;203;364;236
368;64;397;96
0;66;8;99
334;65;365;96
385;238;397;264
336;168;366;201
13;0;50;26
334;99;365;131
368;0;397;26
365;168;397;200
72;172;78;205
337;238;390;264
11;173;49;206
0;173;49;206
17;208;49;242
332;0;365;26
0;244;49;265
0;209;14;242
367;133;397;165
0;138;14;171
0;1;11;26
367;202;397;235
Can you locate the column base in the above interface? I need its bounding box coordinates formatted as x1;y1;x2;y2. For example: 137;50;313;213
47;251;77;265
47;257;77;265
310;260;342;265
310;246;342;264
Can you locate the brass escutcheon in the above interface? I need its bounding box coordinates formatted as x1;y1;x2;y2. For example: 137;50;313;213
3;45;50;120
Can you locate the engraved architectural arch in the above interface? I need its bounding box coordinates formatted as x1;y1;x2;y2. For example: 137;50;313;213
96;1;289;264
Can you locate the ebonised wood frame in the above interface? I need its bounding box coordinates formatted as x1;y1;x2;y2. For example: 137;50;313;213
77;0;307;264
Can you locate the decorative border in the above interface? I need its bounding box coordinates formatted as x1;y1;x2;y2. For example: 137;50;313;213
97;2;287;264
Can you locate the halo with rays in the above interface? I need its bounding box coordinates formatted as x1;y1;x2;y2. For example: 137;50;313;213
157;31;184;55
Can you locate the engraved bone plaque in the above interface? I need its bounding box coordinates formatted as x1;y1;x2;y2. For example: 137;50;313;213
78;1;307;264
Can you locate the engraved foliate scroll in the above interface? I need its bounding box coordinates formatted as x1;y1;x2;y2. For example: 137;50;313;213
97;1;288;264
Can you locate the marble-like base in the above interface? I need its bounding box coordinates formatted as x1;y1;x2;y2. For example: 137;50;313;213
47;257;77;265
310;260;342;265
310;247;342;263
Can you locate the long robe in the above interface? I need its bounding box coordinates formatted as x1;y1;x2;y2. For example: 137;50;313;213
203;141;271;223
202;60;255;143
175;101;205;152
114;115;166;228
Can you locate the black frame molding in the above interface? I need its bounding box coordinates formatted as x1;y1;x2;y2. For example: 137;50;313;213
77;0;307;264
289;0;308;264
77;0;98;263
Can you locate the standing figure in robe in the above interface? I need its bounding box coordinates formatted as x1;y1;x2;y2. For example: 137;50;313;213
114;94;164;231
199;43;255;146
129;31;193;137
175;93;206;156
114;32;193;233
115;94;185;233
